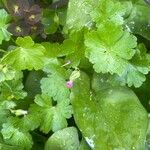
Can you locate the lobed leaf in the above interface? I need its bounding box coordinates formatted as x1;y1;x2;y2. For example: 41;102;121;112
85;23;137;75
2;36;46;70
0;9;11;44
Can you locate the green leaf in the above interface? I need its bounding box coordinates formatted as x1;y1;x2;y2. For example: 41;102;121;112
91;44;150;88
0;79;27;100
66;0;125;30
23;70;45;107
41;74;70;101
0;101;16;110
18;114;40;132
125;0;150;40
0;101;16;128
41;63;70;101
90;0;126;27
0;69;24;101
71;72;148;149
0;134;19;150
65;30;85;68
1;121;33;150
4;115;40;133
0;143;19;150
27;94;52;133
42;9;58;34
91;73;117;92
65;0;93;31
42;39;75;58
145;115;150;150
1;36;46;70
52;98;73;132
0;9;11;44
45;127;79;150
133;74;150;112
79;139;91;150
0;65;16;83
85;23;137;75
42;42;61;58
117;44;150;87
0;109;10;127
29;94;72;133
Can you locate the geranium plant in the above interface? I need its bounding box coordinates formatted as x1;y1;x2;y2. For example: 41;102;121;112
0;0;149;149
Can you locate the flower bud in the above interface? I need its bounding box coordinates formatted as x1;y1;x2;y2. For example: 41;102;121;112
11;109;28;116
66;80;73;88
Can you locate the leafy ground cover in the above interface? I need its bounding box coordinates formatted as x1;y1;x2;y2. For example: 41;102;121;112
0;0;149;149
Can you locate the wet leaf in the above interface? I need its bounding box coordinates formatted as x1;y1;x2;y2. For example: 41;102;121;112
45;127;79;150
71;72;148;149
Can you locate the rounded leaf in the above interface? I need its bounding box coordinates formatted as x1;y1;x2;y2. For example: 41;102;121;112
45;127;79;150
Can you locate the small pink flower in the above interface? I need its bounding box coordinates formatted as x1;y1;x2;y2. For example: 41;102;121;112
66;80;73;88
